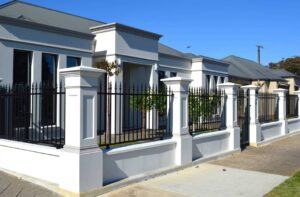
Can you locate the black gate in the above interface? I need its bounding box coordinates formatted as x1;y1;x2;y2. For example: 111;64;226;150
237;89;250;149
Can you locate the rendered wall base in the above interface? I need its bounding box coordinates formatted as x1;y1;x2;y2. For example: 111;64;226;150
288;118;300;133
103;139;176;185
192;130;230;160
261;121;282;141
60;147;103;194
0;140;60;185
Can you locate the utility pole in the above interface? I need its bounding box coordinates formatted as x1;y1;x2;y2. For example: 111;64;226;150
256;45;264;64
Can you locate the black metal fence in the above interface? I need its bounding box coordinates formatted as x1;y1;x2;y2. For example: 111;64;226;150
286;94;298;119
0;84;65;148
188;88;226;135
97;83;173;148
258;92;279;123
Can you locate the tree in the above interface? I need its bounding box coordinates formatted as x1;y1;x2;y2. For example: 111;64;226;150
95;60;121;77
269;56;300;75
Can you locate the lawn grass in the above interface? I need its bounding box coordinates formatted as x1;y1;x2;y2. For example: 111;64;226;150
265;171;300;197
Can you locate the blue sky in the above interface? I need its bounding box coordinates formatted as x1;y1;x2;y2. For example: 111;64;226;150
1;0;300;65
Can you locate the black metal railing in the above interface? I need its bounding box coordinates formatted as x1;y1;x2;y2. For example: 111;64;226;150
258;92;279;123
97;83;173;148
286;94;298;119
0;84;65;148
188;88;226;135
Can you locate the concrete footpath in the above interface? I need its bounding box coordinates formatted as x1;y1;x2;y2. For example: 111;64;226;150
0;171;59;197
101;164;287;197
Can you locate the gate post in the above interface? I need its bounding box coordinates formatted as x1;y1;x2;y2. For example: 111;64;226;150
242;85;261;146
59;66;105;195
273;89;288;135
218;83;240;151
294;91;300;117
162;77;193;165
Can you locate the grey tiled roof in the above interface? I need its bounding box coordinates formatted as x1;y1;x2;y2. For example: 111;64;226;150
223;55;284;81
270;69;298;78
0;1;105;34
158;43;194;59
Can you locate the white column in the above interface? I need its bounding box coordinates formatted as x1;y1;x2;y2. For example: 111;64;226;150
218;83;240;150
273;89;288;135
59;66;105;194
31;51;42;85
162;77;193;165
242;85;261;146
209;75;214;91
294;91;300;118
148;63;159;129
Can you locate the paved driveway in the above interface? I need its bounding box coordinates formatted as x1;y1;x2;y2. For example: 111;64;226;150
211;133;300;176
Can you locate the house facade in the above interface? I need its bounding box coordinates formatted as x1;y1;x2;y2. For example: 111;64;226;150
0;1;228;92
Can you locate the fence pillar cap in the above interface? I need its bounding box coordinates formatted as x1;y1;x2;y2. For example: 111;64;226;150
161;77;193;84
273;88;288;93
241;85;260;90
59;66;106;78
218;82;240;89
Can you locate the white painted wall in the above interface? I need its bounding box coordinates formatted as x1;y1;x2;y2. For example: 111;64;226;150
103;140;176;184
261;121;282;141
0;140;61;185
0;35;93;85
192;130;230;160
287;118;300;133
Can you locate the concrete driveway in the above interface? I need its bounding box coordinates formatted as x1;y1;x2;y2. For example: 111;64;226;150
102;133;300;197
211;133;300;176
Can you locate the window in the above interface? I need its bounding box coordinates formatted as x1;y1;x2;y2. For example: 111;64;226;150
158;71;167;90
67;56;81;68
221;77;225;83
170;72;177;77
206;75;210;90
13;50;32;85
42;53;58;125
42;53;58;86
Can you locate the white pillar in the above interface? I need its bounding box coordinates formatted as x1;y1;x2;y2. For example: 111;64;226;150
59;66;105;195
294;91;300;118
242;85;261;146
161;77;193;165
209;75;214;91
273;89;288;135
218;83;240;151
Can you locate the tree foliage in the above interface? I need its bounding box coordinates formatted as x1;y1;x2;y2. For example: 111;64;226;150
95;60;121;76
269;56;300;75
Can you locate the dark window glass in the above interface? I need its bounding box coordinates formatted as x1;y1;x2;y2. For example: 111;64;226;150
42;53;58;86
13;50;32;85
158;71;167;90
42;53;58;126
13;50;32;129
170;72;177;77
67;56;81;68
206;75;210;90
221;77;225;83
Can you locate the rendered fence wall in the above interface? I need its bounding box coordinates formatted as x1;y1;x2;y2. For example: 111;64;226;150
261;121;282;141
288;118;300;133
192;130;230;160
103;139;176;184
0;139;61;185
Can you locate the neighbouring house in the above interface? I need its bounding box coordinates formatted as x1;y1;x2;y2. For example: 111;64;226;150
270;69;300;93
223;55;289;93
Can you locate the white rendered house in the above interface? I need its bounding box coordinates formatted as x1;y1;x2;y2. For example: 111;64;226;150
0;1;229;91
